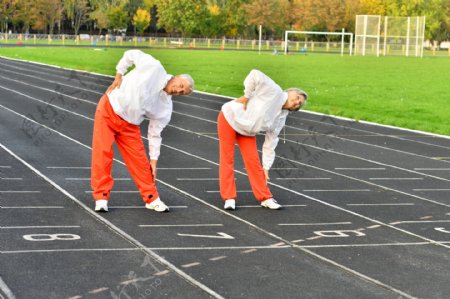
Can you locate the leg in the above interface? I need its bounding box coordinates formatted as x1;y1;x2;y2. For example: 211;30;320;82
91;95;116;201
217;112;237;200
236;135;273;201
115;123;159;204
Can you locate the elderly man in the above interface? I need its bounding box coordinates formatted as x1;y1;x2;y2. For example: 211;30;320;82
91;49;194;213
218;69;307;210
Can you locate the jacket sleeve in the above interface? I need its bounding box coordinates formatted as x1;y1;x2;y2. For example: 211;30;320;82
116;49;154;75
147;107;172;160
243;69;268;98
262;114;287;170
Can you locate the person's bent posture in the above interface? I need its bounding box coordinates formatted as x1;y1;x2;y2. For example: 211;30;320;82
218;69;307;210
91;49;194;213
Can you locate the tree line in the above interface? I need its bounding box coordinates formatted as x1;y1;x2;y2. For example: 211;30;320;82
1;0;449;41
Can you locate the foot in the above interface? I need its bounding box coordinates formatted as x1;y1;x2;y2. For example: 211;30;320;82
145;198;169;212
260;198;281;210
94;199;108;212
224;199;236;210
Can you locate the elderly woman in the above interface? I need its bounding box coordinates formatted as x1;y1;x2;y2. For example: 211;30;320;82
218;69;308;210
91;49;194;213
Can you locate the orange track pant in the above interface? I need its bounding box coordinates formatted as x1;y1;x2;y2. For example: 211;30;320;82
217;112;272;202
91;95;159;204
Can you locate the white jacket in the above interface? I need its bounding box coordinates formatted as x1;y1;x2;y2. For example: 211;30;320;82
222;69;289;170
107;50;173;160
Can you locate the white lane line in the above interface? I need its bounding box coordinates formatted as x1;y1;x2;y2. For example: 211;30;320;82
66;178;130;181
367;225;381;229
175;99;450;169
139;224;223;227
0;86;429;298
1;245;291;254
238;205;307;208
413;189;450;191
88;287;109;294
347;203;414;206
177;178;219;181
0;68;103;96
209;256;227;261
169;121;450;209
2;225;80;229
110;206;188;209
291;239;304;243
206;190;252;193
414;168;450;171
159;167;211;170
0;191;40;193
0;166;12;168
391;220;450;225
300;241;446;248
84;191;138;193
278;222;352;226
241;249;257;254
154;270;170;276
1;178;22;180
369;178;423;180
303;189;371;192
335;168;386;170
0;142;224;299
0;276;16;299
47;166;91;169
275;178;331;180
182;262;201;268
270;168;298;170
1;206;64;209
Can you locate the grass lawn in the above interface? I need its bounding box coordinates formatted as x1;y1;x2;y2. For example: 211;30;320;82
1;46;449;136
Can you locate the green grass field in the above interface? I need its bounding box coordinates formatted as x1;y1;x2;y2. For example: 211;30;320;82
1;46;449;136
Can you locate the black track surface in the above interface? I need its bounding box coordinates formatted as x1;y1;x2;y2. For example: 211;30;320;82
1;56;450;299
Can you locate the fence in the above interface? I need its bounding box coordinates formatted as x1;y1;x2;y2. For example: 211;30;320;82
0;33;448;57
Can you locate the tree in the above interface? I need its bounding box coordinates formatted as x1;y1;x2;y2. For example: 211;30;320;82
222;0;248;37
133;7;150;35
292;0;348;33
64;0;90;35
0;0;17;32
32;0;63;34
154;0;206;36
108;5;129;33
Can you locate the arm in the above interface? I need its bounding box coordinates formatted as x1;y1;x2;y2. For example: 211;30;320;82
261;114;287;179
147;113;171;179
106;50;154;94
233;69;267;110
243;69;266;99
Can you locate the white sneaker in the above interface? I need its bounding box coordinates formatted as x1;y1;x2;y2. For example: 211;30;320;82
224;199;236;210
94;199;108;212
145;198;169;212
261;198;281;210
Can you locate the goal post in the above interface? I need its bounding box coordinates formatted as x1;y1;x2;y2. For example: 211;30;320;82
355;15;426;57
284;29;353;56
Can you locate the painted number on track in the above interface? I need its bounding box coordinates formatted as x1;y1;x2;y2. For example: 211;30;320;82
23;234;81;241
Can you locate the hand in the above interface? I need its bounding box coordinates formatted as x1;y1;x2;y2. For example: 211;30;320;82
150;159;157;179
263;169;270;181
105;73;123;95
235;96;249;110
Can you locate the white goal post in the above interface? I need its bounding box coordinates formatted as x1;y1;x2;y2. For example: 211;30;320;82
284;30;353;56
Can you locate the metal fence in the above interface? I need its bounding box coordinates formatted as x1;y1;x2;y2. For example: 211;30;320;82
0;33;448;57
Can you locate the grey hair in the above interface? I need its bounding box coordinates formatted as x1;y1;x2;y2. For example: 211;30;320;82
285;87;308;111
177;74;195;94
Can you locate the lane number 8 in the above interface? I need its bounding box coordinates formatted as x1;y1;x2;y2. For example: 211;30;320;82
23;234;81;241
